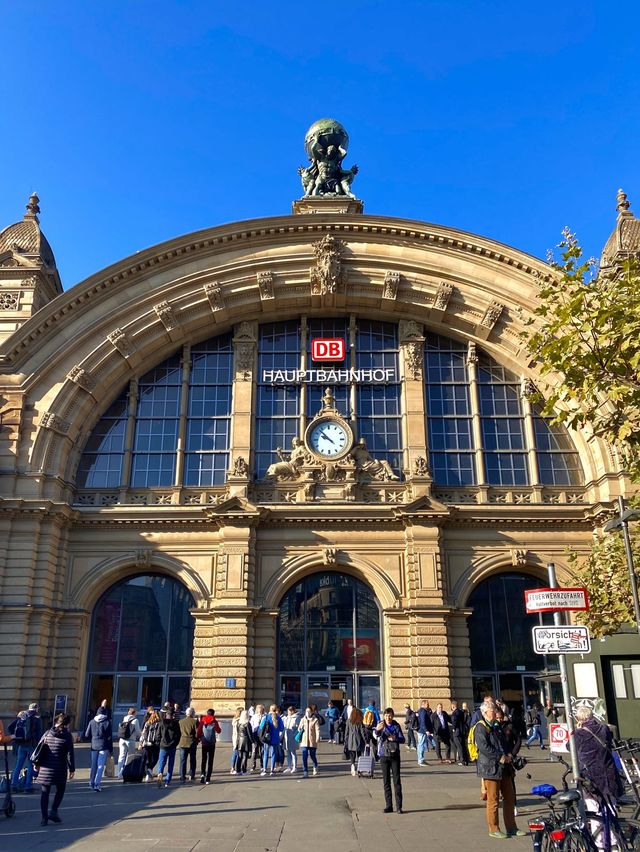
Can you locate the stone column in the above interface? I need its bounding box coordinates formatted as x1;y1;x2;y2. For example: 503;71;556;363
399;320;427;483
231;322;257;485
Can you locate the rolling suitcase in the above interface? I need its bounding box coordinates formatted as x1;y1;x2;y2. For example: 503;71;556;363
357;744;375;778
122;750;147;783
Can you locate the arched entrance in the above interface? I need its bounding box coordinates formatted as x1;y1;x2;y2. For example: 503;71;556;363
467;572;553;713
277;571;383;711
85;574;195;722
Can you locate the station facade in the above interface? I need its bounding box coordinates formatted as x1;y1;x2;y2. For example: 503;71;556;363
0;182;633;725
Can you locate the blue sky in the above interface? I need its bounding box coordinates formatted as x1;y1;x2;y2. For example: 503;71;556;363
1;1;639;287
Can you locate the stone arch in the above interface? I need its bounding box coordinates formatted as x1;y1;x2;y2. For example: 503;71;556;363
261;551;400;612
71;551;210;613
453;552;574;609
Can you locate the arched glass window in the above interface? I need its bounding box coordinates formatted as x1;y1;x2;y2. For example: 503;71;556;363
77;333;233;489
86;574;195;718
478;354;528;486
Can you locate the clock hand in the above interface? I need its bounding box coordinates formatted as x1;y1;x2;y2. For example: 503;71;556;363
322;433;337;446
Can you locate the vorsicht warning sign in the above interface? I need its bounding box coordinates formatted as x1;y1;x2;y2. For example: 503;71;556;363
524;587;589;613
532;626;591;654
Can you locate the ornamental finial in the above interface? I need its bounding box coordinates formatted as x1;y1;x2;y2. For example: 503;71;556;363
617;188;632;216
25;192;40;220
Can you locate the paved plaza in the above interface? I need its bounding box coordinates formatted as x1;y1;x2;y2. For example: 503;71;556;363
0;741;564;851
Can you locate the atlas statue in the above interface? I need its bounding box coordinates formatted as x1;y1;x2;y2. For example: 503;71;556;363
298;118;359;198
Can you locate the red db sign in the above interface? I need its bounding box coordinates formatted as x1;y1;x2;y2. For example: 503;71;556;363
311;338;345;361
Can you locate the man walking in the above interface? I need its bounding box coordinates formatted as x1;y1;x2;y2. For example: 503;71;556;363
525;704;545;749
403;703;418;751
9;703;42;793
416;699;433;766
197;708;221;784
116;707;141;777
433;702;452;764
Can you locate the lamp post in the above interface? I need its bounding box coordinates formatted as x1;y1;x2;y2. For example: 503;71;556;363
602;496;640;638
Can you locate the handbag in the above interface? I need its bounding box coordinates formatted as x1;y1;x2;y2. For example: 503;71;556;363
295;727;304;743
30;732;50;766
104;754;115;777
384;739;399;756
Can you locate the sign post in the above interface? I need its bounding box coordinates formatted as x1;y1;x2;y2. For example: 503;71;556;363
545;562;580;783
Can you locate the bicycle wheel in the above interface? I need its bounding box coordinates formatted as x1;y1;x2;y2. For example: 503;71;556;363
540;832;557;852
565;828;598;851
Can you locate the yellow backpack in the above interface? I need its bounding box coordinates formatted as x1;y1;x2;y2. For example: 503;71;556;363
363;709;375;726
467;722;480;761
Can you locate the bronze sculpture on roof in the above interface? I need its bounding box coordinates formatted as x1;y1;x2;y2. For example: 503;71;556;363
298;118;359;198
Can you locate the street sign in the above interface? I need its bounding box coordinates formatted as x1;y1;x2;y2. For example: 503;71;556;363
525;587;589;613
54;694;67;715
532;625;591;654
549;723;570;753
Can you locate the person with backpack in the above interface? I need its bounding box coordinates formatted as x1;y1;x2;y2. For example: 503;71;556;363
403;703;418;751
9;702;42;793
156;708;181;787
259;704;284;776
178;707;198;782
116;707;141;778
33;713;75;827
197;708;221;784
84;706;113;792
297;706;321;777
474;700;525;840
374;707;405;814
139;709;162;781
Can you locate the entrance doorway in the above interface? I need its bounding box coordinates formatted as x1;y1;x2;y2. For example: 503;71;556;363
85;574;195;723
277;572;383;711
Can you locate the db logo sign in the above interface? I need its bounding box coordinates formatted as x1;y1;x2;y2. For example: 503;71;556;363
311;338;345;361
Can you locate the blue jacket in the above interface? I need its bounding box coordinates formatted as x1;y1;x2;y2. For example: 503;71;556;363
259;714;284;746
417;707;433;734
85;714;113;751
326;706;340;723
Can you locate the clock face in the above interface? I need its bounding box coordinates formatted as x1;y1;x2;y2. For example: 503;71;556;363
308;420;350;458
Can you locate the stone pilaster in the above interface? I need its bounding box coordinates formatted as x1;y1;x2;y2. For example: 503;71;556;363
385;609;453;707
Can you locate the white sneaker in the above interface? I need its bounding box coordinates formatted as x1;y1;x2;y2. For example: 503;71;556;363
260;770;266;776
351;764;356;776
282;768;291;774
312;767;318;776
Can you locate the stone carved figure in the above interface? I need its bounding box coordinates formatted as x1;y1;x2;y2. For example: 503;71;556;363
232;456;249;477
265;438;313;481
310;234;343;295
298;118;359;198
349;438;399;482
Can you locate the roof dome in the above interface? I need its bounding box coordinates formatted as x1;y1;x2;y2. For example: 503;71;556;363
0;193;57;268
600;189;640;270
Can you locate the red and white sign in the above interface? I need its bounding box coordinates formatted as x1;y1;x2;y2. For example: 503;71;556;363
311;338;346;361
549;723;570;753
524;587;590;613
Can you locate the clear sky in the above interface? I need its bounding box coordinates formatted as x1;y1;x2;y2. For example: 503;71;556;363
1;1;639;287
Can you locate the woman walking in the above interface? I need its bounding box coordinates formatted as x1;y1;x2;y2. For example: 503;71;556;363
84;705;113;792
259;704;284;776
230;707;242;774
234;710;253;774
139;709;162;781
375;707;405;814
282;706;300;774
344;706;366;776
34;713;75;827
298;706;321;778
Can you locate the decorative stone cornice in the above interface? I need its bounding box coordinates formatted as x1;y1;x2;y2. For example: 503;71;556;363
66;365;96;392
257;271;274;300
431;281;453;316
107;328;134;358
477;301;504;339
382;271;400;300
154;300;178;331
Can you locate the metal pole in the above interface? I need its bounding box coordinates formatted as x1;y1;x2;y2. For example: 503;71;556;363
547;562;580;783
617;496;640;638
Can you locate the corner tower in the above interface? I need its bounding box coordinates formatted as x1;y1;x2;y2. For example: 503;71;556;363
0;193;63;345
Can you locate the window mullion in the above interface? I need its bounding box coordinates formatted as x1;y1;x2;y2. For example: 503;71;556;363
174;344;191;487
349;315;357;424
520;376;540;486
467;343;486;485
120;378;138;493
300;316;307;435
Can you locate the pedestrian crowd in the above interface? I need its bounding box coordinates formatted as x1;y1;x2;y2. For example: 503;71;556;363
3;692;578;836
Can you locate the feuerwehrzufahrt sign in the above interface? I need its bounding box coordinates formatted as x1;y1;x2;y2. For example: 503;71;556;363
532;626;591;655
524;587;589;613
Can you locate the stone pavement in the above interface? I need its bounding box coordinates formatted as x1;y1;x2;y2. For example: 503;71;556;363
0;741;562;851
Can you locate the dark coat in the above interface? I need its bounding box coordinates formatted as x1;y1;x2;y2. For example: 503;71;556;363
574;718;624;803
433;711;451;741
237;722;253;754
178;717;198;749
344;720;365;754
84;715;113;751
417;707;433;734
474;719;505;781
159;717;181;750
451;708;465;735
34;726;75;786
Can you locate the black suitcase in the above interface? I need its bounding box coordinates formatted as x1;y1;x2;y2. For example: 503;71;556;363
122;751;147;783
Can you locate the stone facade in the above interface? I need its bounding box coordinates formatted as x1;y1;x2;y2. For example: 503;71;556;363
0;201;628;722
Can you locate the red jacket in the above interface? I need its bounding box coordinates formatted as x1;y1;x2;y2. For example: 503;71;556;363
196;715;221;743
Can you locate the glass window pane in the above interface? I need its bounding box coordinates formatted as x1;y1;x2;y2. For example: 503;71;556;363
168;582;196;671
631;665;640;699
90;587;123;670
612;664;627;698
117;577;173;671
167;676;191;712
